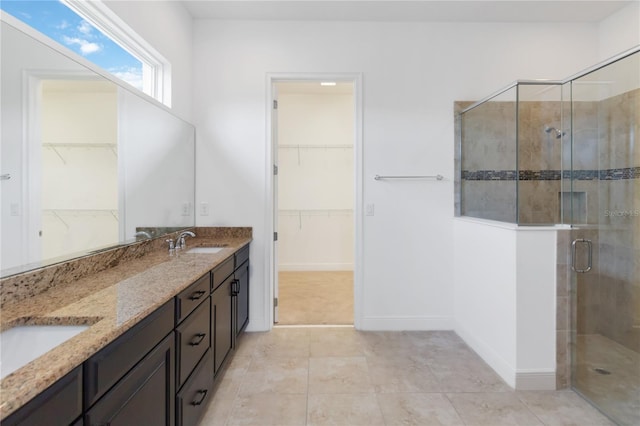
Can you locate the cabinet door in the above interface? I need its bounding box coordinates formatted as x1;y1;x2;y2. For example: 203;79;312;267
84;300;174;407
235;260;250;336
85;334;175;426
211;275;233;375
1;366;82;426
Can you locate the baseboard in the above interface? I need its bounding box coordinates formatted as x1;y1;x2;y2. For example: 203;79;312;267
454;322;517;388
515;370;556;390
278;263;354;271
360;316;454;331
455;322;558;390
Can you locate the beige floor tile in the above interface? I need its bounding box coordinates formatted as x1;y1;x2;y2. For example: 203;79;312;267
446;392;543;426
307;393;385;426
213;328;629;426
278;271;353;325
234;331;266;358
309;327;365;357
199;392;235;426
227;393;307;426
366;355;441;393
308;357;374;394
517;390;617;426
377;393;464;426
359;331;419;357
215;355;252;396
255;327;310;358
237;357;309;395
428;356;511;392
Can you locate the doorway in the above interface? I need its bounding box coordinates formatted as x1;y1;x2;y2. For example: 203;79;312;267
271;79;358;326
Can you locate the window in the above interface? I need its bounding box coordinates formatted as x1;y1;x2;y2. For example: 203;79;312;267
1;0;170;106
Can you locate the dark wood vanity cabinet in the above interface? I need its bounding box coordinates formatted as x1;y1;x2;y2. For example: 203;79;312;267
176;299;211;388
3;244;250;426
176;350;214;426
83;300;176;426
235;258;250;337
212;274;234;375
1;366;83;426
85;334;175;426
84;300;175;408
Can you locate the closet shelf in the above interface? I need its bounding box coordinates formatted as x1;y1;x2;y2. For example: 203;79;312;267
43;143;117;164
43;209;119;228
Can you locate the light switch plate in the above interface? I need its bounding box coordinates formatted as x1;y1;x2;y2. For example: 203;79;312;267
366;203;375;216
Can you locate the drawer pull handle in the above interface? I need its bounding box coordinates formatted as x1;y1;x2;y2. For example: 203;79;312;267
189;333;206;346
231;279;240;296
191;389;208;406
189;290;206;300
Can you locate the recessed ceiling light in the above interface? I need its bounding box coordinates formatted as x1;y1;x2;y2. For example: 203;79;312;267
320;82;337;86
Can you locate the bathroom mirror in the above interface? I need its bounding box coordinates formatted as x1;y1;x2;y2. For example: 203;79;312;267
0;16;195;277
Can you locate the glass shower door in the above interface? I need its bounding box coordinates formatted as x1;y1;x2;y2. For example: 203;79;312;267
570;51;639;426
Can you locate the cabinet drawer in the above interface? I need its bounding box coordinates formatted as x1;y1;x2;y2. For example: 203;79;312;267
84;299;174;407
176;273;210;324
85;333;175;426
176;299;211;388
176;350;214;426
2;366;82;426
235;246;249;268
212;257;234;291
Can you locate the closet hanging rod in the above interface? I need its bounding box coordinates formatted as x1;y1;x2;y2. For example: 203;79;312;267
374;174;444;181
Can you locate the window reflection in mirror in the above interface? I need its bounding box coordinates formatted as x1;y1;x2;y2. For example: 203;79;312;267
0;16;195;278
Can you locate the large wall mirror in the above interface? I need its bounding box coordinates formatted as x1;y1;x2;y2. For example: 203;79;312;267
0;15;195;277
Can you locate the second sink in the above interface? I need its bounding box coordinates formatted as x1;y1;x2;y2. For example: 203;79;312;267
186;247;224;254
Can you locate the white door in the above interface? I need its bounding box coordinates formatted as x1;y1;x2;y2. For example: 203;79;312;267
272;83;280;323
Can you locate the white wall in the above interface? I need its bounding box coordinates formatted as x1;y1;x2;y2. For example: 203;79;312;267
278;90;354;271
118;88;195;238
193;19;599;331
453;218;557;390
597;1;640;61
104;0;194;122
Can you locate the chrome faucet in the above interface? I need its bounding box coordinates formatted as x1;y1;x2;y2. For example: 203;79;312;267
134;231;152;239
175;231;196;250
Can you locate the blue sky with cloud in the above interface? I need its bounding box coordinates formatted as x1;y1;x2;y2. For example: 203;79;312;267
1;0;143;89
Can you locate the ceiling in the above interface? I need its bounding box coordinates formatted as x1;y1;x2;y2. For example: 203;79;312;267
180;0;634;23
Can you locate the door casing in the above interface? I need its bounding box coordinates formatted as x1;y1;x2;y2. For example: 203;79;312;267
265;73;364;329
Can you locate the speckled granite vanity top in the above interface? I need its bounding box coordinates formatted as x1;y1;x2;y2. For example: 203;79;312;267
0;227;251;419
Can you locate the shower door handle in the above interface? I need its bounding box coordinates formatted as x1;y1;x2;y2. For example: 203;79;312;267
571;238;592;273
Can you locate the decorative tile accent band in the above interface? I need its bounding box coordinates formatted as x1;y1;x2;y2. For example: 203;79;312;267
462;167;639;181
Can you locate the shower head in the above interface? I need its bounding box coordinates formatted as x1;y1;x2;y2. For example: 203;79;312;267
544;126;565;139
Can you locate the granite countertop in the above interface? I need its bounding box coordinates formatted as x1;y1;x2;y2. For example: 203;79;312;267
0;232;251;420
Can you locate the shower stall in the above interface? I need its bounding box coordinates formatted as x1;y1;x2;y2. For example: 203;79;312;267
456;48;639;425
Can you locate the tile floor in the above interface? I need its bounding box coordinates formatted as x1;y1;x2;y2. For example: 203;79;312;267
199;327;615;426
575;334;640;426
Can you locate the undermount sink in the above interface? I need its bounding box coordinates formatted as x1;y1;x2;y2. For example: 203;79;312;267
0;324;90;379
186;247;224;254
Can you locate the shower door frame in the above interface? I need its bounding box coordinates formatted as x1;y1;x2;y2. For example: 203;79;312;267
567;46;640;426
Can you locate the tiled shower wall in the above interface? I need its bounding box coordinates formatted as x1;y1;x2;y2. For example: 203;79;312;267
457;98;566;224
